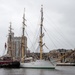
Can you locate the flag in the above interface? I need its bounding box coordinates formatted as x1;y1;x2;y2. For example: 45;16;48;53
5;43;7;50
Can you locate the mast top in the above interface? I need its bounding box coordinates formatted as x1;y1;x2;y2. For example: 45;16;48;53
9;22;12;33
41;5;43;11
23;8;25;20
41;5;43;25
41;5;43;8
22;8;26;36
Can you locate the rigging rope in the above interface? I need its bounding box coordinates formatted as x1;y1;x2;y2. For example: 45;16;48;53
43;26;57;48
43;24;69;48
26;32;35;51
44;12;74;48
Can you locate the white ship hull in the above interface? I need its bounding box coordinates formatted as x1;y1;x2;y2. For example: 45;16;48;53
20;60;55;69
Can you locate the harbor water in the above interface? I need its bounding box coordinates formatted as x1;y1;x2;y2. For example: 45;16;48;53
0;66;75;75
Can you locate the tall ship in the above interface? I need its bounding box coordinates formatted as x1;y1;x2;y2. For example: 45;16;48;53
20;5;55;69
0;24;20;68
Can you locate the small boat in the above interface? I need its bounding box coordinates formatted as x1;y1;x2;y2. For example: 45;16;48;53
0;54;20;68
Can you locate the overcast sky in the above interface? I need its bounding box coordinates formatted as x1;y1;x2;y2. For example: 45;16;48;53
0;0;75;56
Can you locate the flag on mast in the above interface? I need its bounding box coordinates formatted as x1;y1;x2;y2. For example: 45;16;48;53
5;42;7;50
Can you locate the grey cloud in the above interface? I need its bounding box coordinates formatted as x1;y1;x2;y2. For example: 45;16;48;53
0;0;75;55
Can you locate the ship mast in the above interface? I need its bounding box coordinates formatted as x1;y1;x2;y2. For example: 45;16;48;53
8;22;13;57
21;8;26;62
22;8;26;36
40;5;43;60
9;23;12;41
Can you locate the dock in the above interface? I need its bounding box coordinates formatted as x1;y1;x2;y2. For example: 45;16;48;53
56;63;75;66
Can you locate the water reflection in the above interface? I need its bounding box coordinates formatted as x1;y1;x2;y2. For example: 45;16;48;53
0;66;75;75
